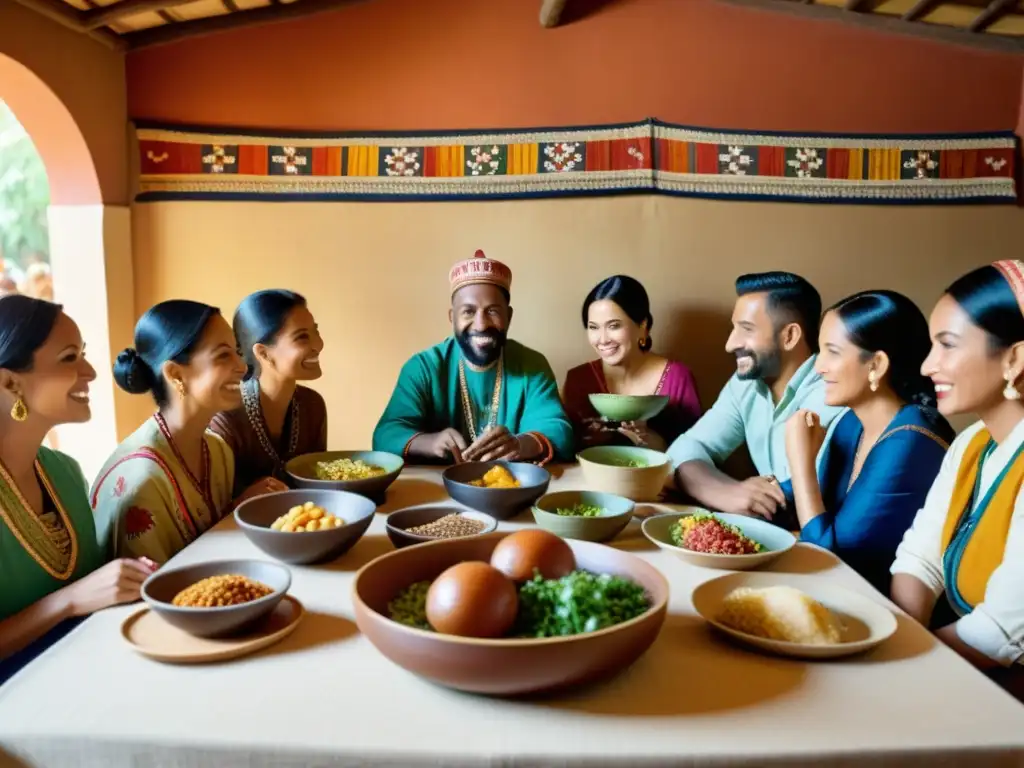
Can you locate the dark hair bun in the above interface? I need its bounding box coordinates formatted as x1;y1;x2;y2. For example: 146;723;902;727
113;348;154;395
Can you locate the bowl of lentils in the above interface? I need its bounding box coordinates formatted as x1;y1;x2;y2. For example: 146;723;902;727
385;505;499;549
532;490;635;543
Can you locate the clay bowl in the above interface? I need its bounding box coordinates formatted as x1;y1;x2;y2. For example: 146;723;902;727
234;489;376;565
351;532;669;696
142;558;291;639
442;461;550;520
285;450;404;504
385;504;498;549
577;446;671;502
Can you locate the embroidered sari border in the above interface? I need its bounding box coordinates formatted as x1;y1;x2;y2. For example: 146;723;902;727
134;119;1016;205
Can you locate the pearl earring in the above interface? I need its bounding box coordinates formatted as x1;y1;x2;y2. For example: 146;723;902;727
868;370;879;393
1004;371;1020;401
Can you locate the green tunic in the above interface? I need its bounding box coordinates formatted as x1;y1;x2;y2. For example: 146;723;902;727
372;337;573;461
0;448;106;621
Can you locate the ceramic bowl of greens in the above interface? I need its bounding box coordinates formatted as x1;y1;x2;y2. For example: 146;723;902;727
351;531;668;696
588;394;669;423
532;490;635;543
577;446;671;502
285;450;404;504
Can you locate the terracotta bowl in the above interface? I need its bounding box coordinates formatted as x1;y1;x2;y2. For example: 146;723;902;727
351;532;669;696
442;461;550;520
142;558;291;639
234;489;376;565
577;446;671;502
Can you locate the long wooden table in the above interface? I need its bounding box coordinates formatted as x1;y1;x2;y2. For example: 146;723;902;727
2;466;1023;767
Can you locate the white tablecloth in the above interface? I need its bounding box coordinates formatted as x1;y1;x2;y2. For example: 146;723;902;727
2;466;1023;768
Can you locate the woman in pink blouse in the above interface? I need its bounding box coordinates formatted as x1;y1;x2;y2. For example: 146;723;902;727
563;275;701;451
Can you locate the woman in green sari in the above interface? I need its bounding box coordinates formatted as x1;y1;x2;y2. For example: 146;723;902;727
92;301;285;564
0;296;157;683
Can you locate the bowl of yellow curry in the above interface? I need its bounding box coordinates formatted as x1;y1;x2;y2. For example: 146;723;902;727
286;450;404;504
442;462;550;520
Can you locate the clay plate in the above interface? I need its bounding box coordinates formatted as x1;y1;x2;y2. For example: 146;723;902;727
121;594;304;664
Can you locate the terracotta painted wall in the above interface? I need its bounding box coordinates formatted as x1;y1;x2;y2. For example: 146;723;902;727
127;0;1023;134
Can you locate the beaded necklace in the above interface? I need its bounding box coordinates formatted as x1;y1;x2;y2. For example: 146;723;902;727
458;355;503;442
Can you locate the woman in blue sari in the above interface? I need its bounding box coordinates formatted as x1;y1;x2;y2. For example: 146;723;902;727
783;290;955;593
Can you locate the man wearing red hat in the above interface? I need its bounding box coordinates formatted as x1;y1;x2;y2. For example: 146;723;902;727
372;250;572;464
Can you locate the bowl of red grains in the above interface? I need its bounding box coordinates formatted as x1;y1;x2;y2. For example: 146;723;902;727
386;505;498;549
641;509;795;571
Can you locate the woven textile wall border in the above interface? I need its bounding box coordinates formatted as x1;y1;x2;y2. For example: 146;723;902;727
134;119;1018;205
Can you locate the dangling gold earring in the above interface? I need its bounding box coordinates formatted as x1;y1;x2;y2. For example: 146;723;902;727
868;371;879;393
10;397;27;422
173;379;186;399
1004;371;1020;401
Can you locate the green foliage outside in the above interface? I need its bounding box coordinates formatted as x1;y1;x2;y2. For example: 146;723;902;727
0;100;50;270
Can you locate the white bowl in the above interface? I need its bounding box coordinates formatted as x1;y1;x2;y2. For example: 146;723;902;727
691;571;898;660
641;510;795;571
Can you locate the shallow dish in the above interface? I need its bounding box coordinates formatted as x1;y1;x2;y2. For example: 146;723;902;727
285;450;404;503
385;504;498;548
141;559;291;639
442;461;550;520
351;532;669;696
577;446;670;502
234;489;377;565
588;393;669;423
532;490;634;543
691;571;898;660
642;510;795;571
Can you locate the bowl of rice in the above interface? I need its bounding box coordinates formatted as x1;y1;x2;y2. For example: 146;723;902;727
691;572;897;659
286;450;404;503
641;509;795;570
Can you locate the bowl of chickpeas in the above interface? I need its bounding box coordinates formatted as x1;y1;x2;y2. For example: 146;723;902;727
234;489;377;565
141;558;291;638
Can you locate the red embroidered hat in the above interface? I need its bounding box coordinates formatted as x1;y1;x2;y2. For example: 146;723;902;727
449;250;512;295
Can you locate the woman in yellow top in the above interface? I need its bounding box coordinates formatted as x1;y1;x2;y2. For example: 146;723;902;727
0;296;156;684
92;300;285;564
891;261;1024;701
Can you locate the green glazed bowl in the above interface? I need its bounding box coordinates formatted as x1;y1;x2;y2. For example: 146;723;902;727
532;490;635;543
588;394;669;423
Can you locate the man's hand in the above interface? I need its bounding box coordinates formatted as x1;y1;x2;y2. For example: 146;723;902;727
410;428;467;462
719;476;786;520
462;426;522;462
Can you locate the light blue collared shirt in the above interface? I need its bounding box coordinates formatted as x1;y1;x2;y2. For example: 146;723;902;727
667;355;844;483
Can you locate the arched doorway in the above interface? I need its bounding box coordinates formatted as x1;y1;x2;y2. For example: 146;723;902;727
0;52;117;480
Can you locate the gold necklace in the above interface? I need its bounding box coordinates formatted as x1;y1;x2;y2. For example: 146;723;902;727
0;458;79;580
458;355;503;442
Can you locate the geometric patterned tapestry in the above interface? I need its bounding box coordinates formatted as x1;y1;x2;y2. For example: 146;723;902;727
135;119;1017;204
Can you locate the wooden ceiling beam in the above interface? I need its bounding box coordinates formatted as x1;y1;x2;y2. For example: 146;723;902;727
902;0;941;22
81;0;200;30
124;0;368;48
719;0;1024;52
9;0;126;49
969;0;1018;32
540;0;569;27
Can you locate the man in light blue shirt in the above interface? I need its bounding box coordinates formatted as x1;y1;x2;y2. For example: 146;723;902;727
668;272;844;521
